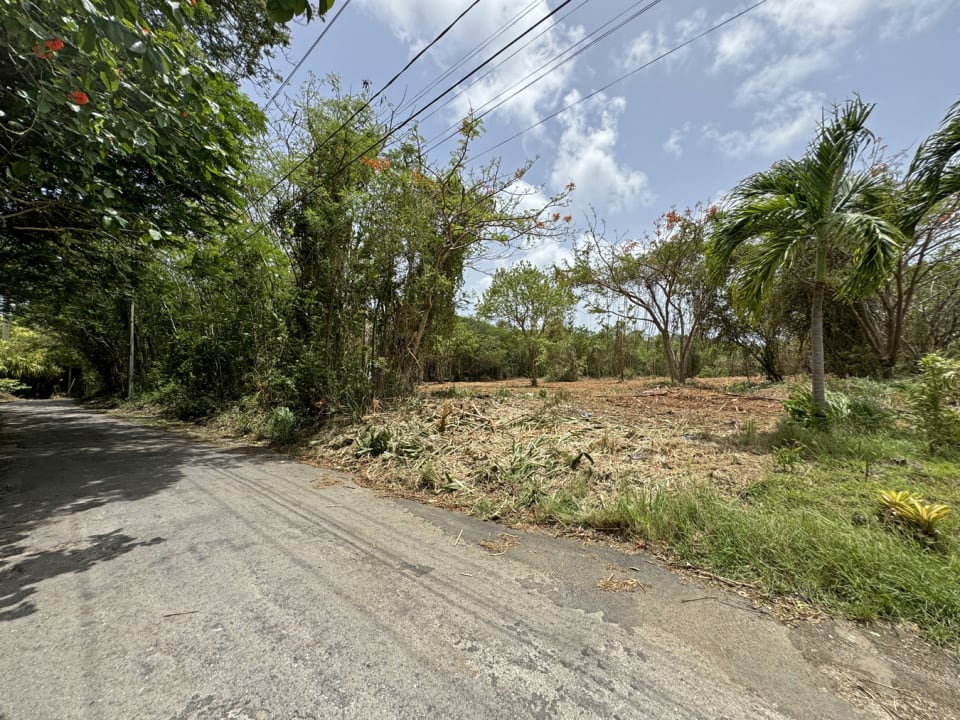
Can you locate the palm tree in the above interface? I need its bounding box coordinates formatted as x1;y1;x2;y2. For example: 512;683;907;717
710;97;903;413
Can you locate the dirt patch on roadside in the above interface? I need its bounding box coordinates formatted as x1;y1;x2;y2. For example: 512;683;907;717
791;620;960;720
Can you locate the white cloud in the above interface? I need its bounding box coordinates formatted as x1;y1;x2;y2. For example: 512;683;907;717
712;0;956;75
703;90;824;159
356;0;585;125
617;9;707;72
699;0;957;159
733;49;832;105
524;237;572;270
663;122;690;157
619;30;671;70
550;91;653;214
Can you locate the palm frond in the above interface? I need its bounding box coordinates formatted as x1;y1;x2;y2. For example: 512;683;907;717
804;97;876;218
733;228;805;313
908;98;960;189
832;212;903;298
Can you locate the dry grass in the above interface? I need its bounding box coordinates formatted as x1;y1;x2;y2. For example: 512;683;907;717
304;378;784;521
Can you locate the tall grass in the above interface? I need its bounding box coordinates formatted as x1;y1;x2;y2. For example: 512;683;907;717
568;485;960;645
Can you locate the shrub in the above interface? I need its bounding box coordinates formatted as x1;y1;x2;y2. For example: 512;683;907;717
909;354;960;451
878;489;952;538
782;386;849;427
265;406;297;445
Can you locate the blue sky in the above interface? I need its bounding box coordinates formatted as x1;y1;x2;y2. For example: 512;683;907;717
253;0;960;304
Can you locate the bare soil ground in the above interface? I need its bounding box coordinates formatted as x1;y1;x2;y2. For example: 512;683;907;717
308;376;786;512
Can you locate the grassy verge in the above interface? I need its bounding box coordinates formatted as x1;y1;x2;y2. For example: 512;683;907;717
540;419;960;646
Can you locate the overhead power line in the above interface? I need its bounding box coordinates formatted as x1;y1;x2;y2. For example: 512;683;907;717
421;0;667;155
395;0;544;117
246;0;578;232
243;0;768;251
260;0;353;115
413;0;595;129
473;0;770;160
248;0;481;212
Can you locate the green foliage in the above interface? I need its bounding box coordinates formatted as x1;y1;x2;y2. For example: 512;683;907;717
772;444;805;472
265;406;297;445
273;84;572;407
0;324;67;396
567;485;960;644
1;0;264;247
478;261;575;387
265;0;334;23
710;97;904;413
354;426;422;459
144;381;219;420
0;378;29;394
910;354;960;450
782;386;850;427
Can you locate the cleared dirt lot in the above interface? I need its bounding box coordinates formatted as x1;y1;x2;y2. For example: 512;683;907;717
309;377;788;513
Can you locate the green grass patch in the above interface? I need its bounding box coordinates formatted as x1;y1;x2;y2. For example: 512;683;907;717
535;402;960;645
562;484;960;645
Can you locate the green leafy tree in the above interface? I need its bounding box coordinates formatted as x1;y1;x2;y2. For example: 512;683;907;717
850;99;960;376
477;262;575;387
710;97;903;412
1;0;263;264
271;84;572;407
265;0;334;23
569;204;717;384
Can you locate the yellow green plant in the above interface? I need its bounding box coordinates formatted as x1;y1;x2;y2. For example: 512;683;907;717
879;490;952;535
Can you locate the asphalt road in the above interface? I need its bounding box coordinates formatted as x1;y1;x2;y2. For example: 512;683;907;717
0;400;870;720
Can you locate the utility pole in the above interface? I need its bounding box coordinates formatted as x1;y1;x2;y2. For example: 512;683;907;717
128;297;135;400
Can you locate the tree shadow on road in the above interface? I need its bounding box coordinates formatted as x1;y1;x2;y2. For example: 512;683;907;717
0;401;200;621
0;529;165;621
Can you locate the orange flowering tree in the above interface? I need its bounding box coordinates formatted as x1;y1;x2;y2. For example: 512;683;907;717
1;0;263;248
567;203;720;384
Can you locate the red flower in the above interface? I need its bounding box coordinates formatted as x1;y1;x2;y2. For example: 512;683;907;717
563;215;572;223
189;0;196;4
67;90;89;105
565;182;576;192
31;39;64;59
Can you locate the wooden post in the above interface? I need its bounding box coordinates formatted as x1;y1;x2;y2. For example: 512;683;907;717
128;297;135;400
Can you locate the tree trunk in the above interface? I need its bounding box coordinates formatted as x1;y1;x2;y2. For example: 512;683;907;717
761;341;784;383
660;331;682;384
528;342;538;387
810;280;826;414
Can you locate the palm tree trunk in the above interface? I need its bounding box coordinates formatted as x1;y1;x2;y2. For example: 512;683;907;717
811;280;827;414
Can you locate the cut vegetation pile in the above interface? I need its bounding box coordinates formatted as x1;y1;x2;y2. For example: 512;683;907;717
311;379;782;518
304;377;960;647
